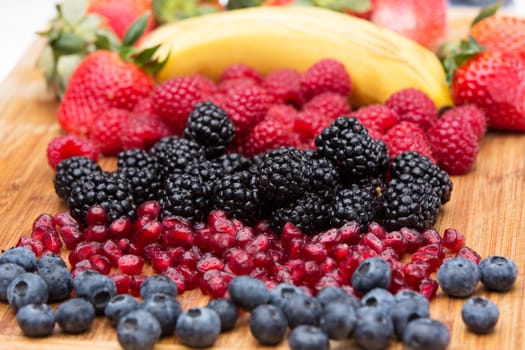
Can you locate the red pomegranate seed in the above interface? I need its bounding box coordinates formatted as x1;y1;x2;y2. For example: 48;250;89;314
116;238;130;252
73;258;94;271
200;269;231;298
303;260;321;285
211;217;237;236
150;251;174;273
284;237;305;260
456;246;482;264
16;236;45;257
253;252;274;270
410;252;441;273
319;257;337;275
133;215;154;231
163;267;186;294
126;242;141;256
360;233;384;253
59;226;83;250
269;249;284;264
177;265;199;290
250;267;270;281
254;220;277;236
315;275;341;292
164;246;183;264
338;251;362;280
403;262;431;286
367;222;387;239
208;233;236;254
246;234;271;254
33;213;56;230
101;239;123;267
352;243;378;259
142;243;163;262
338;221;361;245
389;268;408;294
192;223;211;251
442;228;466;253
131;221;162;248
86;205;107;226
303;242;328;263
89;254;112;274
197;254;225;274
110;273;132;294
130;275;147;297
161;216;194;248
118;254;145;275
422;228;442;245
31;226;52;241
235;226;255;247
419;278;439;300
137;200;161;219
380;247;400;264
109;217;133;239
83;225;109;242
400;227;424;253
331;243;350;263
54;212;79;229
416;243;445;260
180;248;202;269
280;222;304;245
284;259;305;284
382;231;407;254
311;228;341;249
272;264;293;284
232;219;245;230
207;209;228;225
228;250;255;275
68;241;101;266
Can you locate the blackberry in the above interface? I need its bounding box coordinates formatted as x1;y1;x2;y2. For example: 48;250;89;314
117;149;159;172
184;101;236;158
161;173;209;222
53;156;102;201
118;167;162;205
215;152;251;174
310;156;341;193
330;184;382;231
211;171;263;224
255;147;312;203
382;174;441;231
389;151;452;204
271;192;330;235
315;117;389;179
177;160;224;189
68;171;136;225
149;136;204;176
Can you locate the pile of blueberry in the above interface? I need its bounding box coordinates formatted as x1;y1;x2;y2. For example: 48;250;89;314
0;245;518;350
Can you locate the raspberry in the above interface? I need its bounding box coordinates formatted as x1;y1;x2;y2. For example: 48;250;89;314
244;118;298;157
219;64;263;84
218;78;259;95
303;92;351;120
385;88;438;130
152;76;203;134
427;116;479;175
194;74;219;95
440;104;487;141
264;104;298;131
120;113;172;151
294;110;332;141
90;108;130;156
222;85;271;133
46;135;99;169
354;104;399;134
262;68;303;106
383;122;434;161
133;96;155;115
300;59;351;101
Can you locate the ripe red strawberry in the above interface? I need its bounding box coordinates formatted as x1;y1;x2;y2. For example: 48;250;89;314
88;0;155;41
46;135;99;169
385;88;438;131
244;119;298;157
300;59;352;101
303;92;351;120
262;68;303;106
439;105;487;141
219;64;263;84
57;50;155;136
354;104;399;134
90;108;130;156
121;113;172;150
222;85;272;134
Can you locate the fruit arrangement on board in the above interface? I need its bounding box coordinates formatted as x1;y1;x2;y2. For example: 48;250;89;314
0;0;524;349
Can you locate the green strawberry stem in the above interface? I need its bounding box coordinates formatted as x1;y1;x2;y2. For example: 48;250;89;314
440;36;486;84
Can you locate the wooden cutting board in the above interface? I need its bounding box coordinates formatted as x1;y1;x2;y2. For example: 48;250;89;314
0;14;524;350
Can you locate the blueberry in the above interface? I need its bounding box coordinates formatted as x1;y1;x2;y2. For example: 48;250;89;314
228;275;270;310
105;294;141;327
282;292;322;328
316;285;361;310
0;263;25;301
391;292;430;339
351;257;391;295
403;318;450;350
16;303;55;337
479;255;518;292
73;270;117;313
37;265;73;302
176;307;221;348
269;283;304;309
0;247;37;272
207;298;238;331
437;257;480;297
141;293;182;336
56;298;96;334
361;288;395;315
249;304;288;345
461;296;499;334
7;272;48;310
288;325;329;350
37;254;67;270
140;274;178;299
354;306;394;350
394;289;430;307
319;300;356;339
117;309;162;350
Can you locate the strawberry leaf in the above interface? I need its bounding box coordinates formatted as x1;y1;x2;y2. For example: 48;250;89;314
440;36;486;84
227;0;264;10
51;32;86;55
471;0;503;27
153;0;201;24
287;0;315;6
122;13;150;47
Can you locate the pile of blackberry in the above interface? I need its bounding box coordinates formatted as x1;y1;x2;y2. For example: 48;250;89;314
53;103;451;234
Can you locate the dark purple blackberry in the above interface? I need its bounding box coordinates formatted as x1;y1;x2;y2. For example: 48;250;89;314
149;136;205;176
161;173;209;222
216;152;252;174
255;147;312;203
54;156;102;201
382;174;441;231
271;192;330;235
184;101;236;158
118;167;162;205
329;184;382;231
310;157;341;193
389;151;452;204
211;171;263;224
67;171;135;225
177;160;224;189
315;117;389;179
117;148;159;172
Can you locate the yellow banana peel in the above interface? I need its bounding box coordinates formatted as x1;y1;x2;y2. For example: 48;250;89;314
141;6;452;108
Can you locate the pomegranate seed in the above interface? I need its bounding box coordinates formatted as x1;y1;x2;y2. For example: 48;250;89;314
303;260;321;285
311;229;341;249
150;251;174;273
110;273;132;294
73;258;94;271
280;222;304;245
403;262;431;286
246;234;271;254
126;242;141;256
68;241;101;266
410;252;441;273
33;213;56;230
177;265;199;290
166;246;185;264
235;226;255;247
380;248;400;265
207;209;228;225
265;280;278;291
419;278;439;300
89;254;111;274
200;269;230;298
116;238;130;252
389;268;408;294
193;223;212;250
228;250;254;275
133;215;154;231
338;221;361;244
284;237;305;259
210;217;237;236
180;248;202;269
253;252;274;270
382;231;407;254
83;225;109;242
131;221;162;248
272;266;293;284
285;259;306;284
130;275;147;297
137;200;161;219
59;226;83;250
442;228;466;253
456;246;482;264
118;254;145;275
161;216;194;248
163;267;186;294
109;217;133;239
209;233;236;254
86;205;107;226
351;244;377;259
367;222;387;239
331;243;350;263
416;243;445;260
269;249;283;264
319;257;337;274
142;243;163;262
101;240;123;266
422;228;442;245
54;212;79;228
31;226;53;241
400;227;424;253
315;274;341;292
337;251;362;280
360;233;384;253
16;236;44;257
250;267;270;281
303;242;328;263
232;219;245;230
197;255;225;274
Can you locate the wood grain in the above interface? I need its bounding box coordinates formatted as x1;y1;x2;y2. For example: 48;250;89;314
0;22;524;350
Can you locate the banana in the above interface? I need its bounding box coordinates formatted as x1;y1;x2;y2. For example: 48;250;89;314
141;6;452;108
